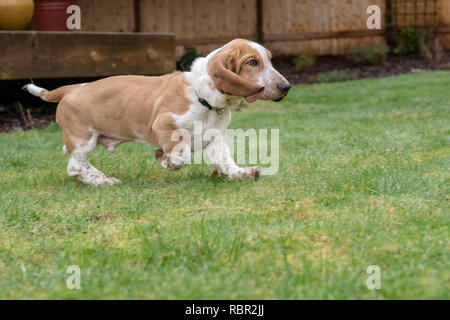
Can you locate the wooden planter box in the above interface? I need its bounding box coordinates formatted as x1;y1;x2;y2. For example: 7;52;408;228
0;31;175;80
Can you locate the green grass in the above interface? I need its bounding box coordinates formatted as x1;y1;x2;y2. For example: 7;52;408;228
308;70;358;83
0;71;449;299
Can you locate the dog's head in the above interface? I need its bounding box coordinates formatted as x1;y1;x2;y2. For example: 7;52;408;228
206;39;291;103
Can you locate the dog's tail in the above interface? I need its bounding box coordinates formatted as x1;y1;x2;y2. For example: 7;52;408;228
22;83;82;103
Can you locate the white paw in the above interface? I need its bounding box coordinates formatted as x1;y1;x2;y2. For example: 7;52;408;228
105;177;121;185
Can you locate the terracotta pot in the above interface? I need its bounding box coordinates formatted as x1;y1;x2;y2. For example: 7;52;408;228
32;0;76;31
0;0;34;30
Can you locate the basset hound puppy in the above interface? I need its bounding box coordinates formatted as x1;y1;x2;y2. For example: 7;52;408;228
24;39;291;185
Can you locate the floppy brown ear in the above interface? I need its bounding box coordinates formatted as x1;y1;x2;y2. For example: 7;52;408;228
207;48;263;97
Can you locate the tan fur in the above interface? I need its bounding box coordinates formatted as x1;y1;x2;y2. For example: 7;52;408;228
207;40;264;97
40;84;83;102
55;72;190;154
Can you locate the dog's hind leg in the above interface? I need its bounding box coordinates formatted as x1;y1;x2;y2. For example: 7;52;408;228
63;130;120;186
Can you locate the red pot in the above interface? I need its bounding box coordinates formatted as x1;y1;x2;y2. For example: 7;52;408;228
32;0;77;31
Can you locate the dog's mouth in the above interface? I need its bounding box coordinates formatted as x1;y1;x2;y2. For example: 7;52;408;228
244;88;264;103
273;94;287;102
244;88;288;103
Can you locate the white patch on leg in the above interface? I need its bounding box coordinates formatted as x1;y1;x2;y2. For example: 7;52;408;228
74;162;120;186
155;143;191;171
157;155;177;171
169;141;191;168
205;138;258;180
66;129;120;185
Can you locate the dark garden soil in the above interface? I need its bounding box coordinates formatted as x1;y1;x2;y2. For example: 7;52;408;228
272;52;450;85
0;78;97;133
0;101;57;133
1;53;449;133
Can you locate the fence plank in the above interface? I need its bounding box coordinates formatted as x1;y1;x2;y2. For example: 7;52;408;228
439;0;450;48
79;0;135;32
140;0;257;56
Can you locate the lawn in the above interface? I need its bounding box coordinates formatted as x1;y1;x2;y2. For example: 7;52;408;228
0;71;448;299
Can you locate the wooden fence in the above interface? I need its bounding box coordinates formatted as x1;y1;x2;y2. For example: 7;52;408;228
262;0;385;55
438;0;450;47
79;0;450;56
139;0;259;55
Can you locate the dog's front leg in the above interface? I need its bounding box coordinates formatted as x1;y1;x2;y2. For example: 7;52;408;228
205;138;260;181
153;117;192;171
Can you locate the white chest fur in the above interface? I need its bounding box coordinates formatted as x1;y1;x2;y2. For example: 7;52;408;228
169;70;235;151
172;97;232;151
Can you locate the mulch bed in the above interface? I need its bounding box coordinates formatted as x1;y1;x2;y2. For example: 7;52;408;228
0;102;56;133
0;78;89;133
1;53;449;133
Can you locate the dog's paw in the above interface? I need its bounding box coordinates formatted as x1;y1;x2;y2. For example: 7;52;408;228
105;177;121;185
154;149;164;160
211;170;223;178
247;166;260;181
253;167;261;180
227;166;260;181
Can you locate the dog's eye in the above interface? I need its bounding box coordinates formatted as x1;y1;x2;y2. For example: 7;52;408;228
247;59;258;67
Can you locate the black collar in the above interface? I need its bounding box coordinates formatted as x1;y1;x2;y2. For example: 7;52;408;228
194;89;225;114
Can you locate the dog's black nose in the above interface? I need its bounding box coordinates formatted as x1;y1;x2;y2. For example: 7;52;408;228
278;83;291;93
